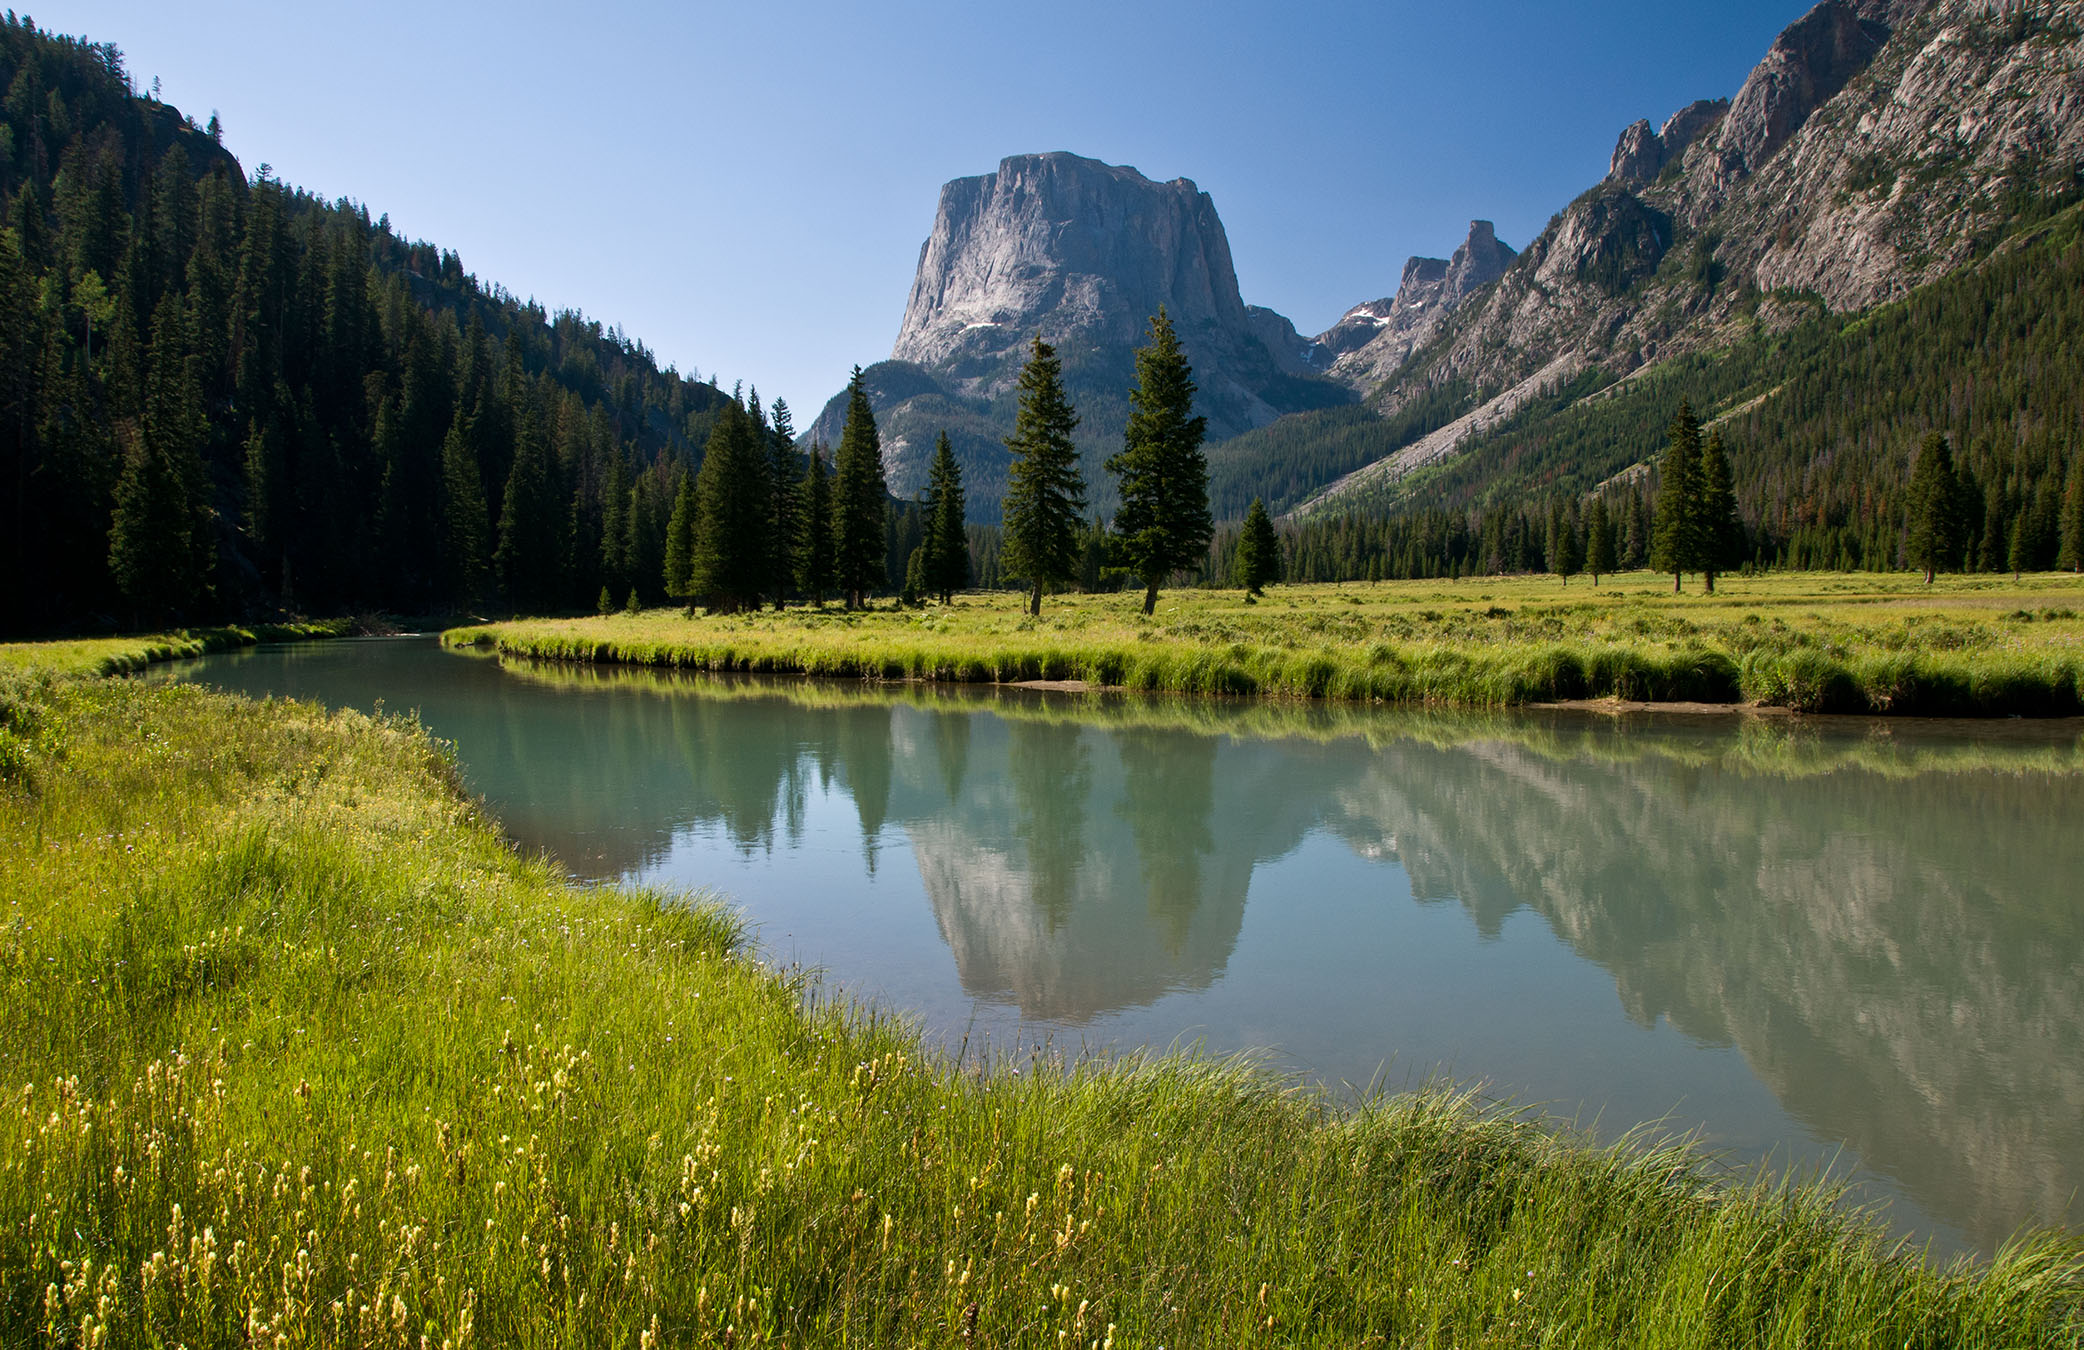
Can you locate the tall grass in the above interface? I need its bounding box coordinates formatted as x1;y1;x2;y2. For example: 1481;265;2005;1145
1;661;2079;1344
446;572;2084;716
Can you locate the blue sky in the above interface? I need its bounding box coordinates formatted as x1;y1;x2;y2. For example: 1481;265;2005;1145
55;1;1811;417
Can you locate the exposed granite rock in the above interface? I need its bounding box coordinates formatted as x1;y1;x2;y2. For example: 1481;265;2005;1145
1709;0;1895;192
1610;100;1732;187
1294;0;2084;517
813;152;1347;515
1318;221;1517;389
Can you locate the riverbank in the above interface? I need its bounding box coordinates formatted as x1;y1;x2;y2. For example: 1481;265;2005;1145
3;643;2080;1344
446;571;2084;716
0;619;352;679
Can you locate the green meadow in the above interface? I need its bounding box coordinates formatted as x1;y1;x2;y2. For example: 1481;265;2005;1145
447;570;2084;717
2;636;2081;1346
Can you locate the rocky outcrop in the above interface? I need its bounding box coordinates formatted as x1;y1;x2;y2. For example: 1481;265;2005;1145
814;152;1347;515
1608;99;1730;187
1706;0;1895;193
1315;221;1518;389
1291;0;2084;517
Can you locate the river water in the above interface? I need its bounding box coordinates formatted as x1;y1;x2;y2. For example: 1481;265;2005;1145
160;636;2084;1256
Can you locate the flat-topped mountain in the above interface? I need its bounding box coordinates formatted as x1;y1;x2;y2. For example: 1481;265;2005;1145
809;152;1347;515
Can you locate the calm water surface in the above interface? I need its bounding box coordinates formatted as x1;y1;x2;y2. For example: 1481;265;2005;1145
162;637;2084;1256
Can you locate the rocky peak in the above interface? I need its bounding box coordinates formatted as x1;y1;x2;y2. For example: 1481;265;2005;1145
890;151;1251;377
813;151;1349;516
1712;0;1897;183
1608;99;1731;188
1317;221;1517;387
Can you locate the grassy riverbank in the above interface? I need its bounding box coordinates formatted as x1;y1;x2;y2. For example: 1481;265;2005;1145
2;646;2081;1345
447;571;2084;716
0;621;352;679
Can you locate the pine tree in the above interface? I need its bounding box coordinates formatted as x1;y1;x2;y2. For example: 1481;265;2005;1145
1235;498;1282;596
440;413;491;609
832;367;888;608
110;293;210;620
1547;501;1583;585
1108;308;1212;615
690;399;769;611
1906;432;1962;584
493;398;564;615
1000;336;1085;616
1651;400;1704;592
2058;454;2084;573
1585;496;1617;585
923;431;968;602
1695;429;1745;593
798;444;836;606
767;397;799;609
663;470;698;614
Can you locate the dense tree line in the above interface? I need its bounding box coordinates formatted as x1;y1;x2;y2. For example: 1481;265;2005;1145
0;16;745;634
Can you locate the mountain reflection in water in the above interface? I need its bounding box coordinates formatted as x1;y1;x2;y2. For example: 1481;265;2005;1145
162;639;2084;1254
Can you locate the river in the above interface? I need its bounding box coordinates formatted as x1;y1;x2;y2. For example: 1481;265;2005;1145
159;635;2084;1257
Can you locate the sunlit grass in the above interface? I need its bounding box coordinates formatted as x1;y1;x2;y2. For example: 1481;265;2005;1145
448;571;2084;716
1;656;2080;1344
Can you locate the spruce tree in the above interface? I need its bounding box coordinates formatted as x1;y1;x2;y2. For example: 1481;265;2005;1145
440;413;492;609
767;397;799;609
1547;502;1583;585
832;367;888;608
663;470;698;614
1906;432;1962;584
111;294;211;621
924;431;968;602
494;402;563;614
1585;496;1617;585
1108;308;1212;615
1000;336;1085;617
1695;429;1745;593
798;444;836;606
1651;400;1704;592
691;399;770;611
2058;454;2084;573
1235;497;1282;596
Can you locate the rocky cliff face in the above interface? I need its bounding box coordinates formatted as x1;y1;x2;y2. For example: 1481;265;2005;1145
812;152;1346;515
1300;0;2084;514
1312;221;1518;389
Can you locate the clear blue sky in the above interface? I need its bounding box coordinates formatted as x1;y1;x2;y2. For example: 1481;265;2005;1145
53;1;1810;417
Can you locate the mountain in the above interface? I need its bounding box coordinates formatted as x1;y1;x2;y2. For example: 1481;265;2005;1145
808;152;1350;518
1210;0;2084;522
1312;220;1519;389
0;16;733;633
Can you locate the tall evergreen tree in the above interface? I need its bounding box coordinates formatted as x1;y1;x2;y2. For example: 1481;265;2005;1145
798;443;836;606
663;469;698;614
110;293;210;620
1547;501;1582;585
440;413;492;609
1585;496;1617;585
1108;308;1212;616
2058;454;2084;573
494;400;564;614
1000;336;1085;617
1695;429;1745;593
690;399;769;611
1651;400;1704;592
1234;497;1282;596
767;397;799;609
832;368;888;608
1906;432;1963;584
923;431;968;603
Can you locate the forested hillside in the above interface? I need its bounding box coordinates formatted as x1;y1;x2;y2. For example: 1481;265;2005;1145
1261;201;2084;582
0;17;743;635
